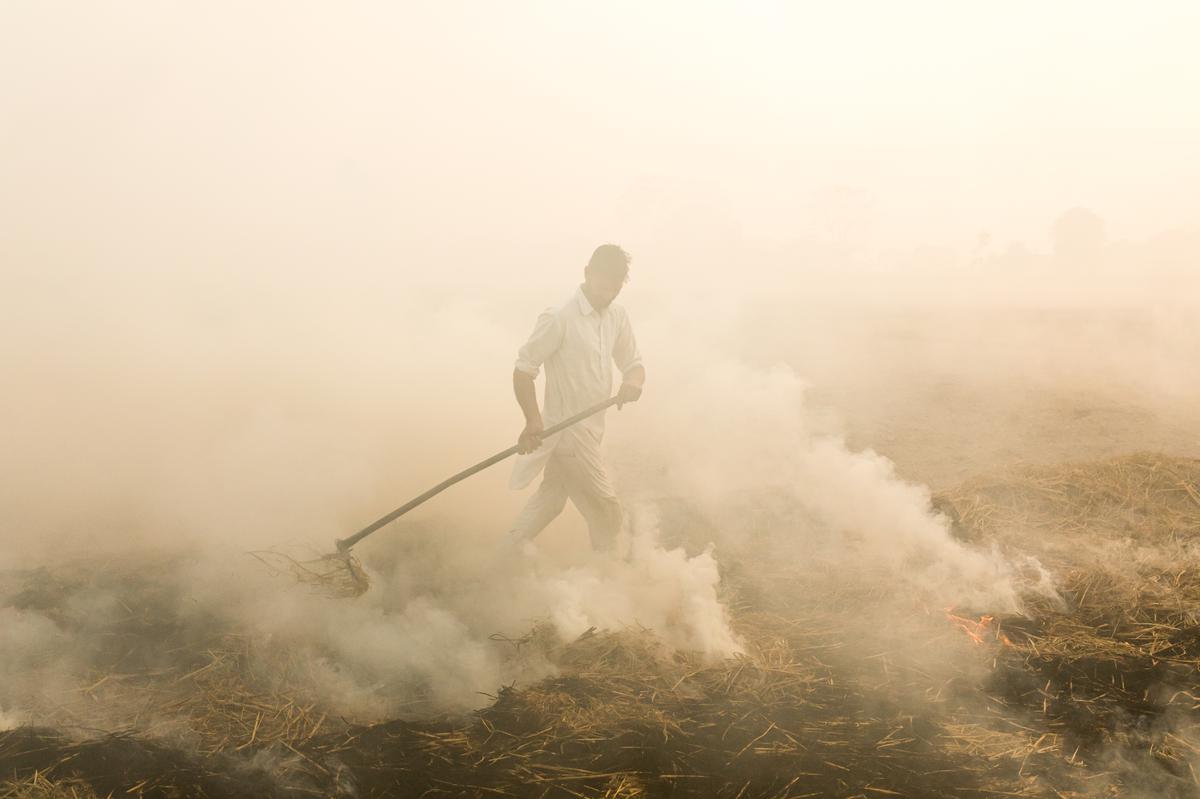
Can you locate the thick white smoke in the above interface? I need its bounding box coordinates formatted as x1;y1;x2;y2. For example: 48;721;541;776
613;354;1042;613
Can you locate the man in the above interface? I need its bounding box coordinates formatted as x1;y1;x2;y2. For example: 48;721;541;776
507;244;645;553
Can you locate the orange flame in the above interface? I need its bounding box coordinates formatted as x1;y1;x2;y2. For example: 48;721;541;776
945;608;1013;647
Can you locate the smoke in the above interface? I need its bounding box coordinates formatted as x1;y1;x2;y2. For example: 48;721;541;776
6;309;1050;724
0;586;104;729
6;231;1197;727
0;607;65;731
0;520;739;726
614;355;1047;613
530;510;742;657
5;229;1199;732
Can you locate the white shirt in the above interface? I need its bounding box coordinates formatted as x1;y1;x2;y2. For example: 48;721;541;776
510;286;642;489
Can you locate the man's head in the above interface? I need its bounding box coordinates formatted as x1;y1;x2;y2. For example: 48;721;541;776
582;244;631;309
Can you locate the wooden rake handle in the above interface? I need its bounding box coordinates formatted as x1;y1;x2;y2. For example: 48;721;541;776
335;396;621;553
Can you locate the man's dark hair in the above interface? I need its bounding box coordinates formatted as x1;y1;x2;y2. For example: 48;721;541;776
586;244;631;281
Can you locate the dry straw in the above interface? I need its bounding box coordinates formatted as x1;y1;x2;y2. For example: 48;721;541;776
4;453;1200;797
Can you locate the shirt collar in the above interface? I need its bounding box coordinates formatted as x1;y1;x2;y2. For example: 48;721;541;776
576;285;598;316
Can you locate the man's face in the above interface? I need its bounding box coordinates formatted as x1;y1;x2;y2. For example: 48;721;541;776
583;267;625;309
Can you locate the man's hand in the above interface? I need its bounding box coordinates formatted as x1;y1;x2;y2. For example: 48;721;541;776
513;369;545;453
616;381;643;409
517;418;545;454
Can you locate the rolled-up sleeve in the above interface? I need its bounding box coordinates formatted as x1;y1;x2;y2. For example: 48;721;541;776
612;310;643;376
514;310;563;378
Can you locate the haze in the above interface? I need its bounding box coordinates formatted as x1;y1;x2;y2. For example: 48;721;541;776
3;2;1199;557
6;7;1200;794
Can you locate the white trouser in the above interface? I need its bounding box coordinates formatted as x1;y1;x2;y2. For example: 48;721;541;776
508;448;622;552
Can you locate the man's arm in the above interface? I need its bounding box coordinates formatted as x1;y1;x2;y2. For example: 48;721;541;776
512;310;562;453
513;369;544;453
616;365;645;409
612;309;644;410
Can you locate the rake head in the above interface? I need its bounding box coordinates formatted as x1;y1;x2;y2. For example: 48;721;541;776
250;546;371;599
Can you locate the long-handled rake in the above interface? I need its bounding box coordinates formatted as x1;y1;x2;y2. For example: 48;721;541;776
255;396;622;597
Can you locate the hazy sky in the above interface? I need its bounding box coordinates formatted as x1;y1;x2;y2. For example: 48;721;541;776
4;1;1199;294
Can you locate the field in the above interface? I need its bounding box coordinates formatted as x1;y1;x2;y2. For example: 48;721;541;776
4;310;1200;799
